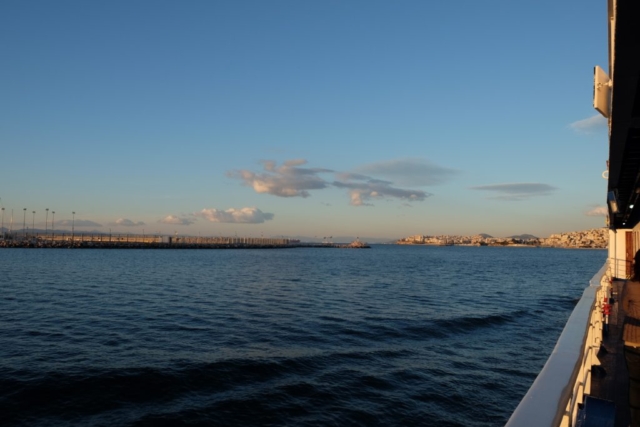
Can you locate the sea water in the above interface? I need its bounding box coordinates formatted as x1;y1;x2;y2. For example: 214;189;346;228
0;246;606;426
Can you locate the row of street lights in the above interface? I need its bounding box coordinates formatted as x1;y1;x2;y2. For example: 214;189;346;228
0;208;74;238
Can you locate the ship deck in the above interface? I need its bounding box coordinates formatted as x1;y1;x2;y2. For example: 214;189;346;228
590;279;640;426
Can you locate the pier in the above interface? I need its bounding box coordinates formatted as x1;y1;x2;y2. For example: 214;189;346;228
0;232;293;249
0;232;366;249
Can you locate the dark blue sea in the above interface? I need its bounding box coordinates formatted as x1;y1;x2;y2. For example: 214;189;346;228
0;246;606;426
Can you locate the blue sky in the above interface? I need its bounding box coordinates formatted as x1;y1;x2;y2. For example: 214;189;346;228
0;0;609;239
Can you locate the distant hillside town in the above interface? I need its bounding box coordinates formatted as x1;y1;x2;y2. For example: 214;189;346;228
397;228;608;249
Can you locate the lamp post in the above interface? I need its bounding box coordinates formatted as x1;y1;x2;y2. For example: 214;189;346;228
45;208;49;234
52;211;55;237
72;211;75;241
32;211;35;237
1;207;4;239
23;208;26;236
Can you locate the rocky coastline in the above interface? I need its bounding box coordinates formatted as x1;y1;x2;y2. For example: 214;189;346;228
397;228;608;249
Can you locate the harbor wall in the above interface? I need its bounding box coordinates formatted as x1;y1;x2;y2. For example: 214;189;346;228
0;232;293;249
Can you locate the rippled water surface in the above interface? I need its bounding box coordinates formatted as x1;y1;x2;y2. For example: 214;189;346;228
0;246;606;426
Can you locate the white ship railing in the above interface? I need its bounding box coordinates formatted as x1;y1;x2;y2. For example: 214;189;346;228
609;256;632;279
505;263;609;427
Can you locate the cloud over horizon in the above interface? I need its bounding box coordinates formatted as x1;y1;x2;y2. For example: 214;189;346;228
196;207;274;223
333;174;431;206
470;183;557;201
569;115;607;133
56;219;102;227
586;206;608;217
229;158;446;206
354;158;459;186
159;215;195;225
227;159;331;198
110;218;145;227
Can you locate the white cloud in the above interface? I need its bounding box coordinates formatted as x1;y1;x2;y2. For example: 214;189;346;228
110;218;145;227
586;206;608;217
333;174;431;206
195;207;274;224
229;158;446;206
569;115;607;133
159;215;195;225
353;158;459;186
56;219;102;227
227;159;331;198
470;183;557;201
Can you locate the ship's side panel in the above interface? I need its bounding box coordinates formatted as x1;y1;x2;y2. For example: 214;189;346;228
609;229;616;277
607;229;640;279
609;229;628;278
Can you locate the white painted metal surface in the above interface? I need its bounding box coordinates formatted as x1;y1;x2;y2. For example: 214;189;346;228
594;65;612;118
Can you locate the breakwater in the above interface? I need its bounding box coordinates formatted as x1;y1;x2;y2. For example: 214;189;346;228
0;233;358;249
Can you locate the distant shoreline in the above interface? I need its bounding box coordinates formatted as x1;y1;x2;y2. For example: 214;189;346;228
396;243;607;250
0;240;370;250
397;228;608;250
